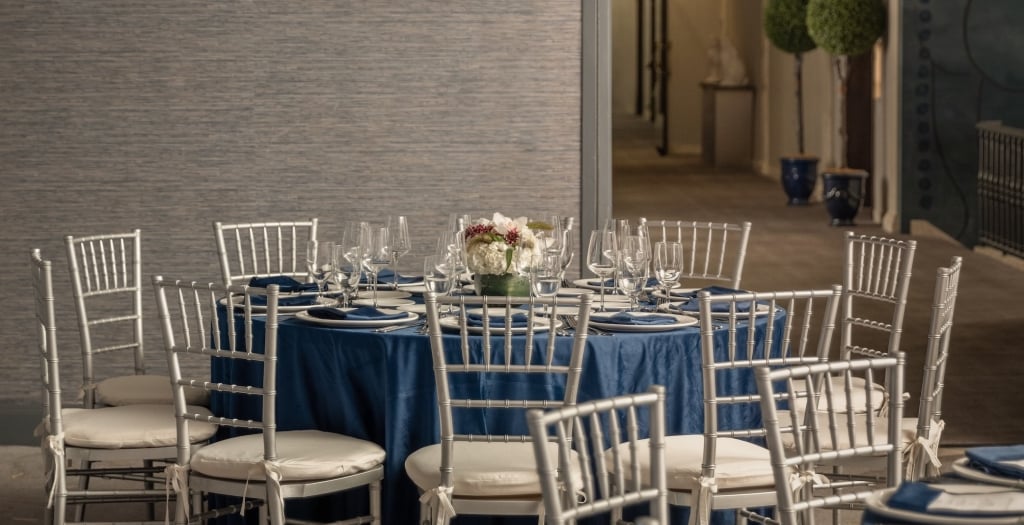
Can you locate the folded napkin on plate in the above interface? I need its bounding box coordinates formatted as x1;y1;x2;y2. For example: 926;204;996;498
307;306;408;321
672;286;752;313
887;482;1024;516
590;312;678;325
250;294;319;307
466;312;530;328
360;269;423;285
248;275;319;293
588;277;660;288
965;444;1024;479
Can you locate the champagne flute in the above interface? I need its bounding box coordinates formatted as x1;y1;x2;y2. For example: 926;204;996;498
341;221;369;301
387;215;412;289
530;252;563;318
364;226;392;308
586;229;618;311
654;241;684;306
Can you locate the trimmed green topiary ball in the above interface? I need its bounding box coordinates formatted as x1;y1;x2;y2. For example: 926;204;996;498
764;0;816;54
806;0;885;56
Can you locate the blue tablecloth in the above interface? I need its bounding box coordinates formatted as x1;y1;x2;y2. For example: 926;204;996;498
210;309;784;525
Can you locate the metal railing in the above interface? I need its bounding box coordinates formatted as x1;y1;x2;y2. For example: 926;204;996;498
977;121;1024;257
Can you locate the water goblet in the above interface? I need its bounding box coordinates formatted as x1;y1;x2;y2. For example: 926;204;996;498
423;254;454;305
331;244;360;307
616;253;649;312
306;240;335;305
654;241;683;306
530;252;563;318
586;229;618;311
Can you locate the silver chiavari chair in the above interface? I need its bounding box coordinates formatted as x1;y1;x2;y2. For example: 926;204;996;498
213;219;318;286
643;219;752;289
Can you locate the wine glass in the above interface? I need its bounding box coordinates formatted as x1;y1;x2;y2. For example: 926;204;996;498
387;215;412;289
423;254;454;315
586;229;618;311
364;226;392;308
306;240;335;305
331;244;360;307
616;250;649;312
654;241;684;306
341;221;370;301
437;231;468;293
530;252;563;318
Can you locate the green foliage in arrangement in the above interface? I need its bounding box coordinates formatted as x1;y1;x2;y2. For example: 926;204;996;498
764;0;816;55
806;0;885;57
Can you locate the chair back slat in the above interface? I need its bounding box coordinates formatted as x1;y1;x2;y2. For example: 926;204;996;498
697;287;842;478
755;356;905;525
423;292;591;490
528;385;668;525
645;219;752;288
65;230;145;407
214;219;318;286
154;277;279;465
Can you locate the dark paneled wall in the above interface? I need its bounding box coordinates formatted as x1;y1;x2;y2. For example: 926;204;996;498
0;2;582;404
901;0;1024;243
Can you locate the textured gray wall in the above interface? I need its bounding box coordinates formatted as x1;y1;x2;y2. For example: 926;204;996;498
0;2;583;404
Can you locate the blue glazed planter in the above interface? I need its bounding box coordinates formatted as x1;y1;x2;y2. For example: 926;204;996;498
822;169;869;227
780;156;819;205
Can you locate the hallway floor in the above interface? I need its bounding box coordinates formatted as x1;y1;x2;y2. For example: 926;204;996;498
612;113;1024;445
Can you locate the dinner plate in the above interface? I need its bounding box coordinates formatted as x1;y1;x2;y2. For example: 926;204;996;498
219;294;336;313
588;296;633;312
438;315;559;334
352;297;416;308
294;308;419;328
358;276;424;289
658;302;772;318
395;303;461;316
556;287;591;297
649;287;700;300
864;485;1024;524
951;458;1024;488
587;312;698;333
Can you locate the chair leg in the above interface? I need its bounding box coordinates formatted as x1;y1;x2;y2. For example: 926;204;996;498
144;459;156;521
369;480;381;525
71;459;90;522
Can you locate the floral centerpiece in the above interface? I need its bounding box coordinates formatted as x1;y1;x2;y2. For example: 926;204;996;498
463;212;548;296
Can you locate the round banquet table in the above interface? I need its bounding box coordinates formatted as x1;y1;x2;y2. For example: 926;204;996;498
209;305;785;525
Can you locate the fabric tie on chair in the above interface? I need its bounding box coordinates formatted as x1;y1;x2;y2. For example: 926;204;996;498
164;464;190;525
263;460;285;525
788;469;828;494
905;419;945;480
419;486;457;525
694;475;717;525
43;432;65;509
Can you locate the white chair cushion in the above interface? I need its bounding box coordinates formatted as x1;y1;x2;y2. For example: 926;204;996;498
622;435;776;491
96;374;210;407
789;376;886;414
190;429;385;481
405;441;581;498
61;404;217;449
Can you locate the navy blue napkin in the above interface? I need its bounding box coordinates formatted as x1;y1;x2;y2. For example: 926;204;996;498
360;269;423;285
466;312;530;328
588;277;660;288
671;286;751;313
966;445;1024;479
307;306;407;321
248;275;319;293
590;312;678;325
887;482;1024;517
250;294;318;307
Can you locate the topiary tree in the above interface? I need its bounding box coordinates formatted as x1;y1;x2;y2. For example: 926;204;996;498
807;0;885;169
764;0;816;155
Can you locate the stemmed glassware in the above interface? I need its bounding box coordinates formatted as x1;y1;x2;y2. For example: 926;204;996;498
530;252;563;317
331;244;360;307
364;226;392;308
586;229;618;312
423;254;454;310
654;241;684;306
306;240;336;305
386;215;411;289
617;235;651;311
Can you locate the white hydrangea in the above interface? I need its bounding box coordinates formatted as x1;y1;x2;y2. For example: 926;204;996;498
465;212;544;275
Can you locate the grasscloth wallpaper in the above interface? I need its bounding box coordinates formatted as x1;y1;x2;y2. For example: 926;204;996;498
0;2;582;404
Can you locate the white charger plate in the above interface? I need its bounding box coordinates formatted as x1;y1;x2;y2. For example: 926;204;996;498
864;484;1024;524
951;457;1024;488
658;302;772;318
219;294;336;313
586;312;698;333
294;308;418;328
439;315;559;334
350;290;412;300
352;297;416;308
